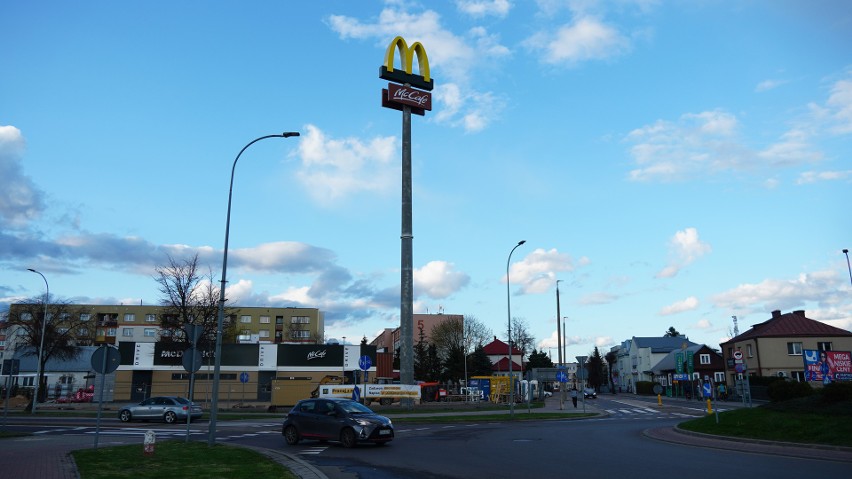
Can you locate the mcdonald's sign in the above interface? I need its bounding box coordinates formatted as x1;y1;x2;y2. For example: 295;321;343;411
379;36;434;91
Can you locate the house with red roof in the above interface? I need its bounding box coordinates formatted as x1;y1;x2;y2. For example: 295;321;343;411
720;309;852;385
482;336;523;376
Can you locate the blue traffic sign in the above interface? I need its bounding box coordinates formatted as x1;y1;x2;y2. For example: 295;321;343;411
240;372;249;383
359;355;372;371
703;382;712;398
556;371;568;383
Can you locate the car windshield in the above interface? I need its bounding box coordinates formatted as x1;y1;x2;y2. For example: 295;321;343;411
337;401;374;414
174;397;190;405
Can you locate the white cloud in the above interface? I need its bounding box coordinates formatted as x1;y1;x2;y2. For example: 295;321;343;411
594;336;614;348
525;16;630;65
508;248;578;294
825;75;852;134
659;296;699;315
796;170;852;184
457;0;512;18
694;319;712;329
0;125;45;228
225;279;254;304
711;269;843;313
656;228;711;279
294;124;398;205
755;79;787;92
414;260;471;299
578;292;619;305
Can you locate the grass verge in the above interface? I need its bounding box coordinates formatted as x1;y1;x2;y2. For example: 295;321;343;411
679;400;852;447
72;441;297;479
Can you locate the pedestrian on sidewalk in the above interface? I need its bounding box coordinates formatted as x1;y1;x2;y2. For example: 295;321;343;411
570;387;578;408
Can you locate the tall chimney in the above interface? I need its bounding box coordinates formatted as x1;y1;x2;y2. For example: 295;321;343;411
771;310;781;318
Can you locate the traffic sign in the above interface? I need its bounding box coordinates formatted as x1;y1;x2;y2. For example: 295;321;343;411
359;355;372;371
91;345;121;374
240;372;249;383
733;350;743;361
556;371;568;383
703;382;712;398
182;348;202;373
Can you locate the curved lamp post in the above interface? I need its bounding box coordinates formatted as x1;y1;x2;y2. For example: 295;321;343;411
208;132;300;446
27;268;48;415
844;249;851;286
506;240;525;416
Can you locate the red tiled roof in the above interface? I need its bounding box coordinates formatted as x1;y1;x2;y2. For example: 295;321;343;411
722;310;852;345
483;338;522;355
491;357;523;372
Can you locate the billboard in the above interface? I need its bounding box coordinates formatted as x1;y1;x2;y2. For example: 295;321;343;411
803;350;852;383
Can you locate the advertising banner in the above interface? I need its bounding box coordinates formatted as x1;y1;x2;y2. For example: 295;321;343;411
803;350;852;383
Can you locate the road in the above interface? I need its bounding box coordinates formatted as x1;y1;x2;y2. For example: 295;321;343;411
3;396;849;479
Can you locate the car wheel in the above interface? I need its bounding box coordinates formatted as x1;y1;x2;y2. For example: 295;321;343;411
340;428;357;448
118;410;132;422
283;425;300;445
164;411;177;424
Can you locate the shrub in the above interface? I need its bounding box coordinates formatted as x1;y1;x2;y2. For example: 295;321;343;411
767;379;814;402
635;381;660;395
821;382;852;403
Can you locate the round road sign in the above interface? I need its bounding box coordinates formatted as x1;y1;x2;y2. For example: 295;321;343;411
733;350;743;360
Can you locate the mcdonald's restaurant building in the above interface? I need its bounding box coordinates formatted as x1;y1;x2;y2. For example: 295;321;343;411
114;342;377;407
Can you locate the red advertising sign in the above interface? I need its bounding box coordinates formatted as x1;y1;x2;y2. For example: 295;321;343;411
387;83;432;110
803;350;852;382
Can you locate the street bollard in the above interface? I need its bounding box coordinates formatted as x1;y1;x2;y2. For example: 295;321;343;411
706;398;713;414
144;430;156;456
657;393;662;406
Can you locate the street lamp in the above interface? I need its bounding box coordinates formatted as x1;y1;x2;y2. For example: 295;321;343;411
843;249;852;286
26;268;48;415
208;132;300;446
506;240;525;416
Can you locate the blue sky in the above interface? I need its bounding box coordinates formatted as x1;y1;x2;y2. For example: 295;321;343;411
2;0;851;362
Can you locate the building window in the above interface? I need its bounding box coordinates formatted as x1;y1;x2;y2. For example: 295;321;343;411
80;313;91;322
699;354;711;365
60;313;71;321
259;329;270;338
145;314;157;323
124;313;135;322
291;316;310;324
817;342;832;351
714;372;725;383
241;329;252;336
276;316;283;325
123;328;134;337
106;328;117;337
143;328;157;337
291;330;310;339
260;316;270;324
787;342;803;356
791;371;805;382
746;344;753;357
240;315;252;323
21;312;32;322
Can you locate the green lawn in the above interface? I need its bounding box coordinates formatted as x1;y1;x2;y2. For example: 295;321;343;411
679;398;852;447
72;441;297;479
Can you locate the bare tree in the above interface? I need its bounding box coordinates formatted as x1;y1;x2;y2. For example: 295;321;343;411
508;316;535;367
6;296;93;409
154;254;234;346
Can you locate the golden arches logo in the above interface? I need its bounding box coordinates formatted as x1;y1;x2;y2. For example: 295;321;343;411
380;36;434;91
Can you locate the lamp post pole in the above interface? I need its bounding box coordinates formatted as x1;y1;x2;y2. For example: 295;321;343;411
26;268;48;415
506;240;525;417
556;280;563;409
843;249;852;286
208;132;299;446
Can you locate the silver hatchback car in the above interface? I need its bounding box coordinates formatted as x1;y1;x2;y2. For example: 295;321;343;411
118;396;203;423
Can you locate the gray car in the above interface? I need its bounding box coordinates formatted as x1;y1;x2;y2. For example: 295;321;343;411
118;396;203;424
282;398;394;448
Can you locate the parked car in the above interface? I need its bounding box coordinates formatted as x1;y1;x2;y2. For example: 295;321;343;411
583;388;597;399
282;397;394;448
118;396;203;424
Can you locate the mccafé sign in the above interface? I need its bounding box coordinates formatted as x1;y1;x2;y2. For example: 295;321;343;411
380;36;433;115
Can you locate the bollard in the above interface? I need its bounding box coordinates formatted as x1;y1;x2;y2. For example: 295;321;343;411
144;430;156;456
706;399;712;414
657;394;662;406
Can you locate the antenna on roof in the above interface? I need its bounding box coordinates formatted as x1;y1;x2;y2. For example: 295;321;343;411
731;315;739;336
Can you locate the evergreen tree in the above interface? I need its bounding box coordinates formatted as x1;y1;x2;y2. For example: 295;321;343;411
525;348;554;371
467;346;494;377
587;347;606;391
